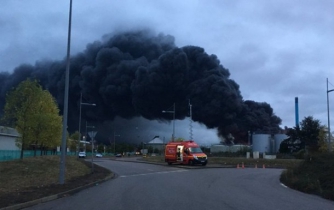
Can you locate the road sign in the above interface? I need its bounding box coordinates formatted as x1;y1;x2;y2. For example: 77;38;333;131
88;131;97;139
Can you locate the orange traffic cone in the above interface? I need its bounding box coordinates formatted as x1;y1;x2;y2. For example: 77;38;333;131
242;162;245;169
262;164;265;169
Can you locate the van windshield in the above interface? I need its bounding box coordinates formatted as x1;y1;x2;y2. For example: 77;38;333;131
189;147;203;153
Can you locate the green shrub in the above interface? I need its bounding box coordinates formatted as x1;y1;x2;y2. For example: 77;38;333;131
280;153;334;201
293;149;306;159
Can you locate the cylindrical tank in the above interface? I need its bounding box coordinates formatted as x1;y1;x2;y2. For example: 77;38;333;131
252;134;271;153
274;134;288;152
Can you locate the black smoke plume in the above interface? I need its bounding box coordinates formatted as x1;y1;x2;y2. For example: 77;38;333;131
0;30;281;143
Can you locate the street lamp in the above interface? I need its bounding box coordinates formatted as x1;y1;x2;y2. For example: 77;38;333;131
162;103;175;142
59;0;73;185
327;78;334;152
77;93;96;155
88;129;97;173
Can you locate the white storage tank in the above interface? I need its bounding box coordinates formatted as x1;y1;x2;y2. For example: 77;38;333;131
252;134;271;153
274;134;288;152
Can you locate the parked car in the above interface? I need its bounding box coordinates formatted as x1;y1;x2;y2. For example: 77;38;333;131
95;153;103;158
78;152;86;158
115;153;122;157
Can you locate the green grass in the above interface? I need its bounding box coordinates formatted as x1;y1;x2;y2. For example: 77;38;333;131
0;155;112;208
0;156;91;194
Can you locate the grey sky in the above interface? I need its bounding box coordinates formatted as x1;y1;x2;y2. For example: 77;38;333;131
1;0;333;145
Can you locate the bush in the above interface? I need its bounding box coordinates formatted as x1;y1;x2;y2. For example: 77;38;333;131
293;149;306;159
280;153;334;201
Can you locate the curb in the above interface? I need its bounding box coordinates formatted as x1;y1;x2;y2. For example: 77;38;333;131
112;158;286;169
111;158;236;169
0;173;115;210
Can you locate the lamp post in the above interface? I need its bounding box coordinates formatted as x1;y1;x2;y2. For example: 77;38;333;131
88;130;97;173
162;103;176;142
59;0;73;185
77;93;96;155
327;78;334;152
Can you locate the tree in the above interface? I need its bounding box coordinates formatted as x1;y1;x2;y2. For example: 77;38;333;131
318;126;329;152
148;146;153;153
28;90;62;156
2;79;62;159
69;131;80;152
96;143;105;153
286;116;323;154
299;116;321;153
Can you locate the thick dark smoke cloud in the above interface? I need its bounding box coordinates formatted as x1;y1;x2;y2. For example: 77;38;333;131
0;30;281;143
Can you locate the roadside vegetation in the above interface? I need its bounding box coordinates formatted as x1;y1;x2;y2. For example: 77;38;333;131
280;153;334;201
0;156;111;208
278;116;334;201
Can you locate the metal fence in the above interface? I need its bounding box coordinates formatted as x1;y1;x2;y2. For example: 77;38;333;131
0;150;77;162
0;150;118;162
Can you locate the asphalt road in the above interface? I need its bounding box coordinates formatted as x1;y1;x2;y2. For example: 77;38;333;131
24;159;334;210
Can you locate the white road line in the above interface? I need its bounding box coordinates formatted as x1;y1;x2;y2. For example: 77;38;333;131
120;169;188;178
280;183;288;188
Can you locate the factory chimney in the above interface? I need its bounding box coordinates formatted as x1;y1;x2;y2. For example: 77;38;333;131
295;97;299;127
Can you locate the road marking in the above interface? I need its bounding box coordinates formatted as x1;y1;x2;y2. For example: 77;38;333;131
120;169;188;178
280;183;288;188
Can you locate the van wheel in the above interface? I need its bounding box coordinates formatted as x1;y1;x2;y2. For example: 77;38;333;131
168;162;172;165
202;162;207;166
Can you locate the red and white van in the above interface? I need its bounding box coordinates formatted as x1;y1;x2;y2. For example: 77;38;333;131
165;140;207;166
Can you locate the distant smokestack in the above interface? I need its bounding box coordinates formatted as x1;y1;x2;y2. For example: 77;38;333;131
295;97;299;127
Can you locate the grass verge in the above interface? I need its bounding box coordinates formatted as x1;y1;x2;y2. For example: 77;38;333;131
280;153;334;201
0;156;112;208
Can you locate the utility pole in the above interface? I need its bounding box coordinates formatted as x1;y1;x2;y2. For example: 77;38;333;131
189;99;193;140
327;78;334;152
